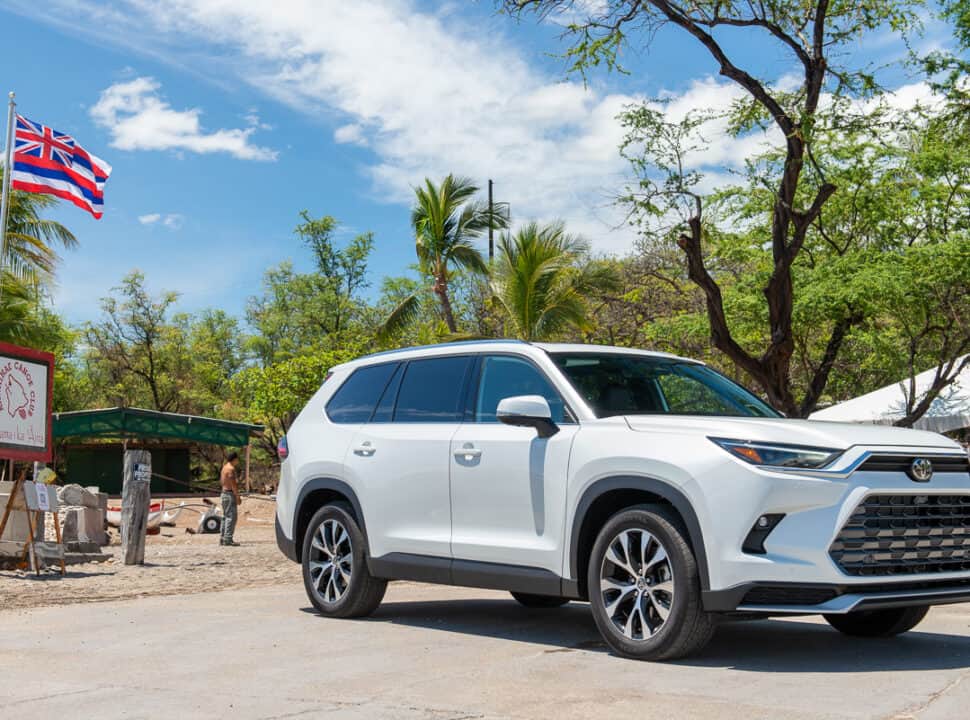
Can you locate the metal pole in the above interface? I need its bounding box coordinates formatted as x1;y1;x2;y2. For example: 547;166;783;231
0;92;16;303
488;178;494;261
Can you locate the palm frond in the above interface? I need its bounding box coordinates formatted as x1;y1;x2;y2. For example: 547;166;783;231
375;291;424;343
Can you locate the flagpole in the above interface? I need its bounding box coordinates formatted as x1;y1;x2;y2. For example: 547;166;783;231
0;92;15;299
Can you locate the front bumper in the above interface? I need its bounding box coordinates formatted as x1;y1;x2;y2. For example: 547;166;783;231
696;444;970;607
704;578;970;614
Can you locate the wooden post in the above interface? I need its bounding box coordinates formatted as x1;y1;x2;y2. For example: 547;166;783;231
244;442;251;494
121;449;151;565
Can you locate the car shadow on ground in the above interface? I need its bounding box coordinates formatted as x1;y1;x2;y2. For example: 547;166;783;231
304;598;970;672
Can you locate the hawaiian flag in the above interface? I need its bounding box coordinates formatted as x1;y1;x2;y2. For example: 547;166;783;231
10;114;112;219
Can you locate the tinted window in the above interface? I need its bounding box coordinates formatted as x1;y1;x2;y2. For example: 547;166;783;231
326;362;399;423
371;363;404;422
475;355;565;423
394;356;472;423
551;354;778;418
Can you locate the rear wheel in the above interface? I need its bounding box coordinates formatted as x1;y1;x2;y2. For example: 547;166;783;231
587;505;715;661
511;592;569;608
824;606;929;637
301;504;386;618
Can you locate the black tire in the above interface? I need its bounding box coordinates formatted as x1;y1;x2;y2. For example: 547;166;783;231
824;606;929;638
511;592;569;608
203;515;222;534
587;504;716;661
301;503;386;618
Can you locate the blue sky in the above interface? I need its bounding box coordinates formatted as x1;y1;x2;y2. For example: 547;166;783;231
0;1;948;326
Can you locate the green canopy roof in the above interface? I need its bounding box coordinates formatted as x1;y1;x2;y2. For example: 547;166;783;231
53;407;263;447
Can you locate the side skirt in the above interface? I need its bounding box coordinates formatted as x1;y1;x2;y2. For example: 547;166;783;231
368;553;581;599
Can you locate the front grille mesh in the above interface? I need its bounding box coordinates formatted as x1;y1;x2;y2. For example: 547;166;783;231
857;455;970;475
830;494;970;576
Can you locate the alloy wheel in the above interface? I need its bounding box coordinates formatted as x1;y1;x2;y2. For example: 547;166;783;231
308;518;353;604
600;528;675;641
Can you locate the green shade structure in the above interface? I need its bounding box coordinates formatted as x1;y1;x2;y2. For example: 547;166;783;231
53;407;263;447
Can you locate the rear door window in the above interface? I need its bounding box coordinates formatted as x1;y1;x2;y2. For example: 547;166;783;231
326;362;400;423
394;356;473;423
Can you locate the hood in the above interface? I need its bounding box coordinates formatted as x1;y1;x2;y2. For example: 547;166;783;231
622;415;961;451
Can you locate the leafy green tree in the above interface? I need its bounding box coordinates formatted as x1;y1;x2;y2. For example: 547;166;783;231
506;0;924;415
247;212;373;364
84;271;186;411
491;222;619;340
232;350;350;453
380;175;505;337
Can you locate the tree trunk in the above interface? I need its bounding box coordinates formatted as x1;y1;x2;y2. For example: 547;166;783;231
434;275;457;333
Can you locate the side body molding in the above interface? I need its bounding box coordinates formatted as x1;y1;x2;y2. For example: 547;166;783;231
568;475;710;591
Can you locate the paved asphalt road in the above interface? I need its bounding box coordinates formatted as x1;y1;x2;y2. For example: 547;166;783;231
2;582;969;720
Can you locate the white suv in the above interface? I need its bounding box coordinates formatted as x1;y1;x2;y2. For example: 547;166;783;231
275;341;970;660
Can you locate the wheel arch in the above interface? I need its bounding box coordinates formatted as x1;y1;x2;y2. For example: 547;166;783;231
568;476;710;597
293;478;367;563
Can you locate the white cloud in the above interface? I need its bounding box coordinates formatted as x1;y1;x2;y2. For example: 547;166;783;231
91;77;278;161
138;212;184;229
334;123;367;146
31;1;856;252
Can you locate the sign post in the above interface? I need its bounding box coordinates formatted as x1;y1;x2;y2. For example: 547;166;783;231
121;449;151;565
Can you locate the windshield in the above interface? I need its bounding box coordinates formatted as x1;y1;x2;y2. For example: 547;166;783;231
550;353;780;419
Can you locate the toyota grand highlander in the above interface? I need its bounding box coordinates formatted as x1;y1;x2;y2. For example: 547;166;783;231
275;341;970;660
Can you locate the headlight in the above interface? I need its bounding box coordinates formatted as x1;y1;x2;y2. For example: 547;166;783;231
709;438;842;469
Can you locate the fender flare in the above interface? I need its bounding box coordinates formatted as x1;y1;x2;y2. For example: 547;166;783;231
568;475;710;591
293;478;368;558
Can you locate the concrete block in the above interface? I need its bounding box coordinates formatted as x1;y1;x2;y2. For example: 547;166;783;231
60;506;108;546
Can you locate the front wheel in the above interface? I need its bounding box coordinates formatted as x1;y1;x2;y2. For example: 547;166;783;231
824;606;929;637
301;504;386;618
511;592;569;608
587;505;716;661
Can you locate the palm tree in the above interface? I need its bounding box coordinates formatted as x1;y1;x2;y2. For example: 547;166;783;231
379;175;503;338
2;180;77;284
491;222;619;341
0;175;78;342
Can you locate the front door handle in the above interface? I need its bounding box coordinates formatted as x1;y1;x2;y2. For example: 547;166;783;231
353;441;376;457
454;444;482;461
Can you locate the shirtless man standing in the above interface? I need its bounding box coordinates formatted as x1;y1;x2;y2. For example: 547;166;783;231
220;451;241;546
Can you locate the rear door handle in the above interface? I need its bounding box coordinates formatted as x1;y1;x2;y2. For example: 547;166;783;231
454;444;482;461
353;441;376;457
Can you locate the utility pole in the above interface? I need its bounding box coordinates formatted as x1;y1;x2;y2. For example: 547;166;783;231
488;178;494;261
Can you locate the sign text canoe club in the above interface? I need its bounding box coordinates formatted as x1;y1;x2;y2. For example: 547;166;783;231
0;343;54;462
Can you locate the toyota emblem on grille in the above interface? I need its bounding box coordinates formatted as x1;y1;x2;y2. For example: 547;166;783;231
909;457;934;482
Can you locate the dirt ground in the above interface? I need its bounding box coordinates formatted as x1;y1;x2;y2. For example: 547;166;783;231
0;495;301;610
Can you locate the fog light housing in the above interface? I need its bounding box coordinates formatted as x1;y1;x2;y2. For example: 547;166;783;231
742;514;785;554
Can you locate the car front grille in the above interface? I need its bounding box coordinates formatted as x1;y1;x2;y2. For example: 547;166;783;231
856;454;970;475
830;494;970;576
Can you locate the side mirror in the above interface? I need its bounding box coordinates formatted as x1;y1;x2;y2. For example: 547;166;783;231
496;395;559;438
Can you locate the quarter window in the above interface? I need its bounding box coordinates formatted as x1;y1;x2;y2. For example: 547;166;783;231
326;362;399;423
475;355;565;423
394;356;473;423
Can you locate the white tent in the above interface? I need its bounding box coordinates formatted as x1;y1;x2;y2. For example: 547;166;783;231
810;357;970;434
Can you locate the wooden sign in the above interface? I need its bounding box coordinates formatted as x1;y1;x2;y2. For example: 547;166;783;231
0;343;54;462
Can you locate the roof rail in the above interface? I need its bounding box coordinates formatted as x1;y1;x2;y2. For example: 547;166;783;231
357;338;527;362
